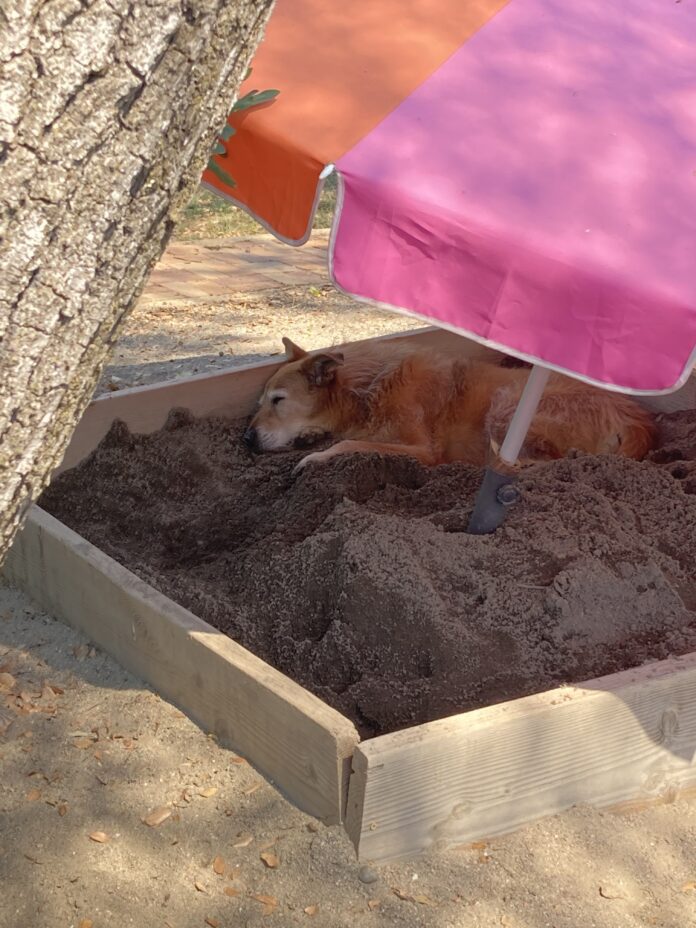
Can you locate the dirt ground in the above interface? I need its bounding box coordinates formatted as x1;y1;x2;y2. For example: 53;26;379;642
3;211;696;927
98;281;419;394
3;585;696;928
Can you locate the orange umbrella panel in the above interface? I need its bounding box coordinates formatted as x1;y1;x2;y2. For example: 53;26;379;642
202;0;511;242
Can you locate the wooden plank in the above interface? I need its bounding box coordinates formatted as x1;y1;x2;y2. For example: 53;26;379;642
57;326;500;472
3;507;359;824
346;656;696;861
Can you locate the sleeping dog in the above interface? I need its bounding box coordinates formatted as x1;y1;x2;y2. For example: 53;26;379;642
244;338;656;470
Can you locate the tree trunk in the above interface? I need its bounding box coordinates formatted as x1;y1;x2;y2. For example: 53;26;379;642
0;0;275;563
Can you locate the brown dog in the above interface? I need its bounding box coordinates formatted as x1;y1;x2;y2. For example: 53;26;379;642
244;338;656;471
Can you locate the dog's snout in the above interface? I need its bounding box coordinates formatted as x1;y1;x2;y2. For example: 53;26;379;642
242;426;258;451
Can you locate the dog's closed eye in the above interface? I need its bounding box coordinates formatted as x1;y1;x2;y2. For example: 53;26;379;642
271;396;284;406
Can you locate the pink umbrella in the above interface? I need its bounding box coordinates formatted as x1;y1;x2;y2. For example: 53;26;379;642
204;0;696;530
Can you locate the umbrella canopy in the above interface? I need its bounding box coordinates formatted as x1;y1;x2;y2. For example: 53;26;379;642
204;0;696;394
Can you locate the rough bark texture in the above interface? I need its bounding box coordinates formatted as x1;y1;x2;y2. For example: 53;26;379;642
0;0;275;563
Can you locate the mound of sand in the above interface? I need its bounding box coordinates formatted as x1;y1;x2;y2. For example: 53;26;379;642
40;408;696;737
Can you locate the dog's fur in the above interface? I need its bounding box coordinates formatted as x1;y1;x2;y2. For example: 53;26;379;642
247;337;656;470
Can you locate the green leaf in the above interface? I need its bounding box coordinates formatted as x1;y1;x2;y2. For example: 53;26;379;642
206;159;236;189
232;89;280;111
212;141;226;155
220;124;237;140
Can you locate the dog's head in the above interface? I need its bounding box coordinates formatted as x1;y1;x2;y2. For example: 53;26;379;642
243;337;344;452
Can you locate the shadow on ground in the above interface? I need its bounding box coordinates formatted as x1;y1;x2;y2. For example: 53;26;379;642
2;581;696;928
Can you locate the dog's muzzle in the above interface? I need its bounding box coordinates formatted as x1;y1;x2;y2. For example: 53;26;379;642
242;426;259;452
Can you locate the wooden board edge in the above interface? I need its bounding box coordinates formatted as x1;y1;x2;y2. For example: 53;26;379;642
345;653;696;861
358;652;696;758
344;743;370;848
3;506;360;824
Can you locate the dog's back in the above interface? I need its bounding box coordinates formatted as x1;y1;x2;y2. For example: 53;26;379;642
337;348;656;464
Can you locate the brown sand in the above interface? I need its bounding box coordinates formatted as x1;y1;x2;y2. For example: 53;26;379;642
40;408;696;737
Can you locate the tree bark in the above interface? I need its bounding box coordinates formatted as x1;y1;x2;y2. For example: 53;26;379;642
0;0;275;563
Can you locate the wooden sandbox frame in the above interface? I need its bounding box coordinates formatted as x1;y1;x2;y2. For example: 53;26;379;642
4;326;696;862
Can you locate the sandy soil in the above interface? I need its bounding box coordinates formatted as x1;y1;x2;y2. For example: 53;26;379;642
3;263;696;926
3;585;696;928
40;405;696;739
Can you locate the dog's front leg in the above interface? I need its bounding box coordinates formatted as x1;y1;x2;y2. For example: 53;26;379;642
294;440;436;472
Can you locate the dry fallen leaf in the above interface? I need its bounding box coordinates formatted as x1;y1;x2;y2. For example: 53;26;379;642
252;894;279;916
194;881;208;894
199;787;218;799
260;851;279;869
78;920;93;928
599;884;625;901
230;756;247;765
212;855;226;876
304;904;319;916
204;918;219;928
142;805;172;828
243;783;260;797
48;684;64;695
413;894;435;906
223;887;240;897
0;672;16;693
233;834;253;848
392;888;413;902
682;881;696;893
58;803;68;817
25;788;42;801
72;738;94;750
88;831;109;843
367;899;381;911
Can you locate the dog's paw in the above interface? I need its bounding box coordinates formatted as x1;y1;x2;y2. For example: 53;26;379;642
293;450;328;474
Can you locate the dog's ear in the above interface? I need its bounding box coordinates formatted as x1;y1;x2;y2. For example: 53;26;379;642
282;337;307;361
301;351;344;387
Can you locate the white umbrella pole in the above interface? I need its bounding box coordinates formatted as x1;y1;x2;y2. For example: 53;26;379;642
498;365;551;464
467;364;551;534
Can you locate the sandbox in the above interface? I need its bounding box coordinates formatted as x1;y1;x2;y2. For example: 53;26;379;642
5;327;696;862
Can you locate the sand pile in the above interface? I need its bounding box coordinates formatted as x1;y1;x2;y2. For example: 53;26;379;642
40;407;696;737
